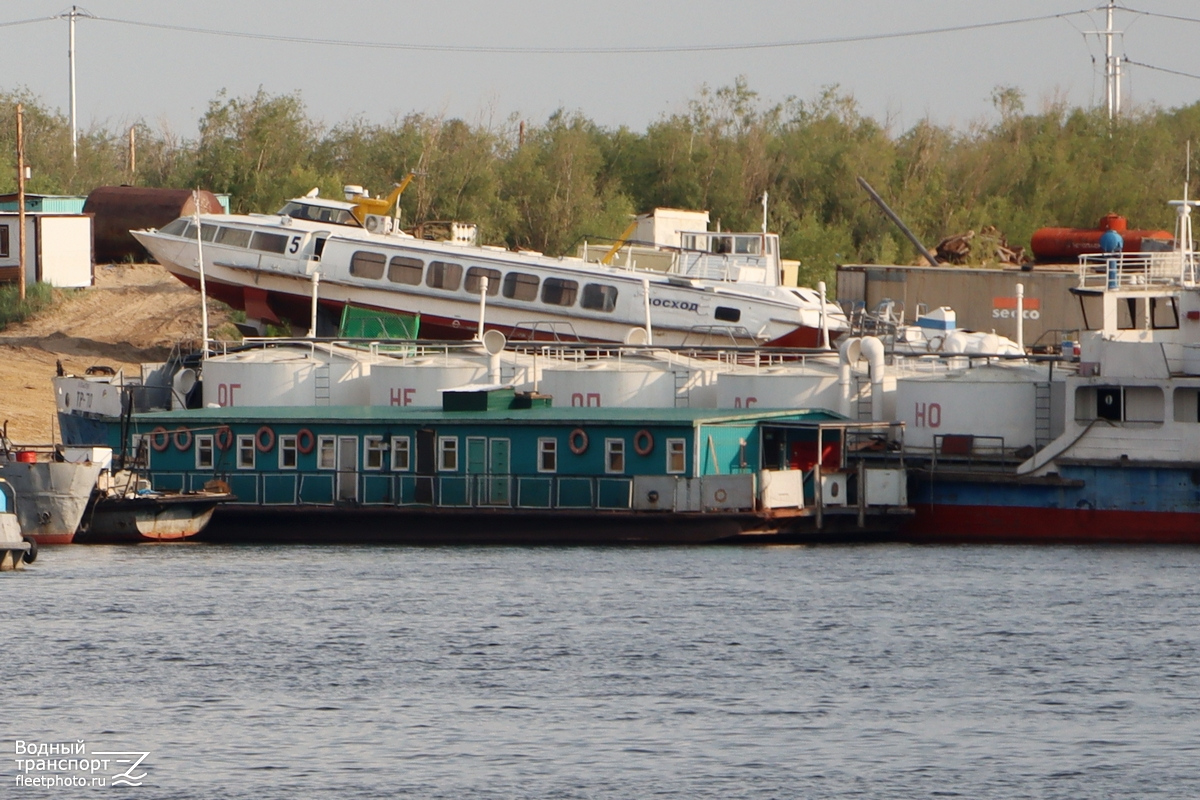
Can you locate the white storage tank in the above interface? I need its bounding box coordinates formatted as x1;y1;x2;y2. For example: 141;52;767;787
369;349;537;407
201;345;372;408
716;368;843;411
538;361;680;408
895;364;1058;451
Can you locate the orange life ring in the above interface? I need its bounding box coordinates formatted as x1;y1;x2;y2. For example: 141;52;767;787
215;426;234;451
255;426;275;452
172;427;193;451
296;428;315;455
633;429;654;456
149;426;170;452
568;428;588;455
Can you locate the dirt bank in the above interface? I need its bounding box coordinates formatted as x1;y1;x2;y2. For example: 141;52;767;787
0;264;230;444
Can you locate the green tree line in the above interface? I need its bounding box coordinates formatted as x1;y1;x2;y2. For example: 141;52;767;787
0;80;1196;287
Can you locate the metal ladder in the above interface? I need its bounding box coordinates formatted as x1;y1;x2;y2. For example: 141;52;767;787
1034;381;1052;449
855;375;873;421
314;364;331;405
674;370;690;408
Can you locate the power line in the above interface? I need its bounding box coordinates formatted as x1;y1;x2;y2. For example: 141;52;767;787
1118;6;1200;25
0;16;56;29
83;9;1097;55
1124;58;1200;81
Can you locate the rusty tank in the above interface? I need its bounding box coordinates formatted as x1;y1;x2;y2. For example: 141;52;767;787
84;186;225;264
1030;213;1173;262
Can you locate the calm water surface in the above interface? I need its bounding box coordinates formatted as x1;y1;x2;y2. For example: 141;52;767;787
5;544;1199;798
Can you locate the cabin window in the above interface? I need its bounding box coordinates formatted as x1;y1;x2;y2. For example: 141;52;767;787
1096;388;1122;421
666;438;686;474
278;435;298;469
438;436;458;472
216;227;252;248
1078;386;1164;423
465;267;501;296
251;231;290;254
581;283;618;312
1173;388;1200;422
364;436;387;470
388;255;423;285
734;236;762;255
317;435;337;470
237;435;256;470
161;218;189;236
391;436;411;471
715;306;741;323
541;278;578;307
350;251;386;280
426;260;463;291
1125;387;1165;422
195;434;214;469
502;272;540;301
1152;297;1180;330
538;438;557;473
605;439;625;474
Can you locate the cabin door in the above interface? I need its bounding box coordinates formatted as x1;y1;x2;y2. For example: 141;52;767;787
415;429;436;504
488;439;511;506
336;436;358;502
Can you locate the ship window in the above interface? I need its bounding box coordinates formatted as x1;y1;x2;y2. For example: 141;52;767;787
317;435;337;470
278;435;298;469
237;435;256;470
1125;386;1164;422
350;251;386;280
715;306;741;323
439;436;458;472
502;272;540;301
538;438;557;473
161;218;189;236
465;267;501;296
200;223;218;242
388;255;423;285
734;236;761;255
541;278;578;307
426;260;463;291
364;436;386;470
581;283;618;312
666;438;686;474
195;435;214;469
1173;388;1200;422
1152;297;1179;329
605;439;625;474
391;436;411;471
251;231;290;254
1096;388;1123;421
216;227;252;248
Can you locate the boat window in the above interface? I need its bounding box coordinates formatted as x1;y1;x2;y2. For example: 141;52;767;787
439;436;459;472
364;436;387;470
711;236;732;254
1125;386;1164;422
427;260;463;291
388;255;423;285
502;272;540;302
715;306;741;323
161;218;189;236
0;226;8;257
1097;388;1122;421
1173;388;1200;423
201;223;218;242
251;231;290;254
538;438;557;473
391;437;411;471
1151;297;1179;329
666;438;686;474
465;267;501;296
541;278;578;307
279;201;359;227
734;236;762;255
237;435;256;470
313;237;327;259
581;283;618;312
350;251;386;280
278;435;298;469
317;435;337;470
605;439;625;474
195;435;214;469
216;227;252;248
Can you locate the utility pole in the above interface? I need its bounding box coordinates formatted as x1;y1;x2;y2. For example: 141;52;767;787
69;6;78;164
1104;0;1121;120
128;125;136;176
17;103;26;301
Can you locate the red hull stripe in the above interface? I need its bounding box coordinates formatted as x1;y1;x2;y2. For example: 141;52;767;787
904;504;1200;545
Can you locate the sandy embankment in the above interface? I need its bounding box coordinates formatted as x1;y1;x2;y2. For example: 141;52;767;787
0;264;231;444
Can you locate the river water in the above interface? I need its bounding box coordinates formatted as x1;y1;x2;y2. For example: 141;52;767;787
5;544;1199;798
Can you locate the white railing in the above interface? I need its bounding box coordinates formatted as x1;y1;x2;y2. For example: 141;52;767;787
1078;252;1200;290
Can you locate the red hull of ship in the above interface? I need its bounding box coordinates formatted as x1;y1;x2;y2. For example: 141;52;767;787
904;504;1200;545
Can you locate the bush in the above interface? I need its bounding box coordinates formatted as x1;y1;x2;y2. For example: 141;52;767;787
0;281;55;330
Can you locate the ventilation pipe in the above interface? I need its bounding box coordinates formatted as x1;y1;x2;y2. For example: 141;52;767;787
837;336;862;418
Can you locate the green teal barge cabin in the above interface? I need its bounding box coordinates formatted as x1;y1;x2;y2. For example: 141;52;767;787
121;393;911;544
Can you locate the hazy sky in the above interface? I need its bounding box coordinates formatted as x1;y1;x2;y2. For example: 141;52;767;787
3;1;1199;138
